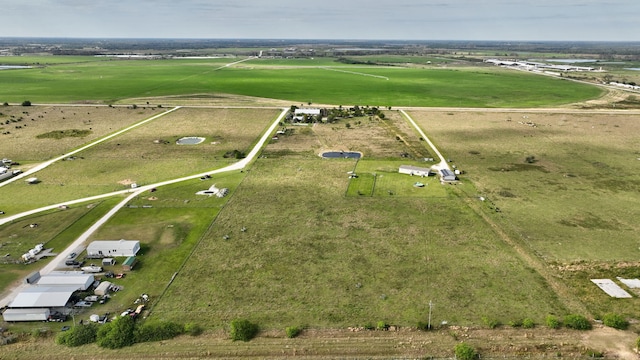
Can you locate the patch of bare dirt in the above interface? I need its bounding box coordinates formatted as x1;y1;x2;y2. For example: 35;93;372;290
582;325;638;360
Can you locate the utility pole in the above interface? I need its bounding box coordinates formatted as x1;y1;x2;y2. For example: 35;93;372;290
428;300;433;330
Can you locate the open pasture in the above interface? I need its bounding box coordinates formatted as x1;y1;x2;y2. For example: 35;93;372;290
410;109;640;317
0;57;603;107
0;105;161;161
0;107;277;214
153;156;566;329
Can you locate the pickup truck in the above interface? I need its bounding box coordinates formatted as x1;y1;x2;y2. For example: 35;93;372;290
81;265;103;273
74;301;93;308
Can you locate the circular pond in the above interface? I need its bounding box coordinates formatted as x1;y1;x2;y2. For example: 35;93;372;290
321;151;361;159
176;137;205;145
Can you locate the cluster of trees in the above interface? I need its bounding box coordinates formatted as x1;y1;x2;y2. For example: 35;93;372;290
285;105;388;124
56;316;202;349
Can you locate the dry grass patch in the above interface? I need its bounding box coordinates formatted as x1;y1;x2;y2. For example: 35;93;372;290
0;105;161;161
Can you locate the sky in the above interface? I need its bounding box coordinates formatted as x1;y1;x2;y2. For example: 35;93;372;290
1;0;638;41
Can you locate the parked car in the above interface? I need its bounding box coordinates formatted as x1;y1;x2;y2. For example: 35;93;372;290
65;260;80;266
74;301;93;308
48;312;67;322
67;252;77;259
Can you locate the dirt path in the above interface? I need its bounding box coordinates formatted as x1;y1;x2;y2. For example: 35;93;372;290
582;326;638;359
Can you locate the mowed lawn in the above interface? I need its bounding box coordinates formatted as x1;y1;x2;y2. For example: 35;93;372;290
0;107;278;214
0;57;602;107
153;158;566;329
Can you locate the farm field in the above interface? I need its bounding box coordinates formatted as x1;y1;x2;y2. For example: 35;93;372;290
0;56;603;107
0;107;278;214
1;48;640;358
410;109;640;318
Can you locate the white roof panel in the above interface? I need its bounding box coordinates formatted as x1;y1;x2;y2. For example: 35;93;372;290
10;285;78;308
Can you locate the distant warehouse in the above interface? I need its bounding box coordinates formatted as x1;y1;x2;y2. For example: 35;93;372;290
440;169;457;182
86;240;140;258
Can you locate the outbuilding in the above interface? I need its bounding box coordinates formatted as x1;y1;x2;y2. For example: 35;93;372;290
122;256;138;271
35;272;95;291
102;258;116;266
2;308;50;322
440;169;457;181
86;240;140;257
9;285;78;308
94;281;112;296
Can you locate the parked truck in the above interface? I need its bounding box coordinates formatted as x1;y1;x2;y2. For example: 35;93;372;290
2;308;50;322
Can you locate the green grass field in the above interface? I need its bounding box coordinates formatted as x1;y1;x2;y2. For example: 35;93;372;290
0;56;602;107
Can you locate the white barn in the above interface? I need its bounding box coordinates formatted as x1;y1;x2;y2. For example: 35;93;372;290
10;285;79;308
87;240;140;257
399;165;433;177
440;169;457;181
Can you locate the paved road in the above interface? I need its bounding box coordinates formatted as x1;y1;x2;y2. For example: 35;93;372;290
0;108;287;308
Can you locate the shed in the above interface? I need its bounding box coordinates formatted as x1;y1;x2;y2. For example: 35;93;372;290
86;240;140;257
102;258;116;266
122;256;138;271
440;169;457;181
94;281;112;296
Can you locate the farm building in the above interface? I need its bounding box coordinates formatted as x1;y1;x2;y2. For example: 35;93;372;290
122;256;138;271
399;165;433;177
293;108;322;121
94;281;112;296
440;169;457;181
2;308;51;322
35;272;95;291
102;258;116;266
9;285;78;308
86;240;140;257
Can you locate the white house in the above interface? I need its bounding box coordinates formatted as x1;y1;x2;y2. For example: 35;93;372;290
86;240;140;257
399;165;433;177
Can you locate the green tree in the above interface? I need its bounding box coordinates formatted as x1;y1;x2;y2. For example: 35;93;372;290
97;315;136;349
230;319;259;342
455;342;477;360
56;324;98;347
21;100;31;106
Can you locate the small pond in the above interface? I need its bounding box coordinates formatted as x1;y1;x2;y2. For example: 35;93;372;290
321;151;361;159
176;137;205;145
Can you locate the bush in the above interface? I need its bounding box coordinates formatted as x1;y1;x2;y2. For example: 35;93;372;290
508;319;523;328
522;318;535;329
545;315;561;329
184;322;203;336
563;314;592;330
454;342;477;360
56;324;98;347
97;315;136;349
417;321;429;331
482;316;500;329
21;100;31;106
376;321;388;330
285;326;301;338
230;319;259;342
602;313;628;330
135;320;184;343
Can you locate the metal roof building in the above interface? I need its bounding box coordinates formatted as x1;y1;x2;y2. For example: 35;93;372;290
87;240;140;257
9;285;78;308
36;272;95;291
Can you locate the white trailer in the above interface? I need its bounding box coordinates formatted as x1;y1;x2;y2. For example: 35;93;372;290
2;308;50;322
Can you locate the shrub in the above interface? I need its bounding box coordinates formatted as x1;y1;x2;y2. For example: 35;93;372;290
636;337;640;349
545;315;561;329
97;315;136;349
135;320;184;343
230;319;259;342
21;100;31;106
522;318;535;329
482;316;500;329
454;342;477;360
563;314;592;330
416;321;429;331
376;321;388;331
508;319;523;328
56;324;98;347
602;313;629;330
285;326;301;338
184;322;203;336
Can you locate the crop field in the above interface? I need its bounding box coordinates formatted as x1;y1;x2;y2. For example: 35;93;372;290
0;56;603;107
409;109;640;317
0;107;278;214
